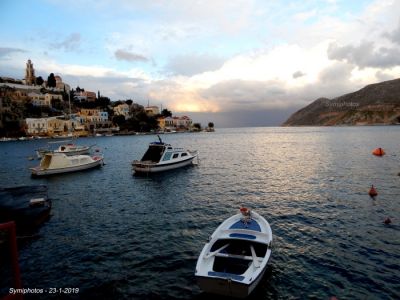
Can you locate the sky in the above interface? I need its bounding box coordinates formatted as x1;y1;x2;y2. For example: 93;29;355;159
0;0;399;127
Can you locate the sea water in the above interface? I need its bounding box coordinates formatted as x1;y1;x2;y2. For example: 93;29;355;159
0;127;399;299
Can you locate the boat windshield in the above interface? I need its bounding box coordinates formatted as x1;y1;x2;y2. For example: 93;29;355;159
141;145;165;162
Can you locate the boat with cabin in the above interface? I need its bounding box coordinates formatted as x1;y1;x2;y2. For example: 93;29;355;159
31;153;103;176
0;185;52;233
132;136;198;173
195;208;273;298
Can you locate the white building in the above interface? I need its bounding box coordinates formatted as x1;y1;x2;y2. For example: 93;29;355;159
25;117;52;135
113;103;130;119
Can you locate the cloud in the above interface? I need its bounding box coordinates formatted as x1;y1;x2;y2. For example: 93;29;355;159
165;53;225;76
0;47;27;58
375;70;396;82
200;79;290;110
294;9;317;22
383;20;400;45
292;71;305;79
327;41;400;68
51;33;81;52
114;49;149;62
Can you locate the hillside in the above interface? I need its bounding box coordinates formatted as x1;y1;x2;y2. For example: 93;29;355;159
283;78;400;126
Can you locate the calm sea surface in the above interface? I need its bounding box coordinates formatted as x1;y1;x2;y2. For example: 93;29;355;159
0;127;399;300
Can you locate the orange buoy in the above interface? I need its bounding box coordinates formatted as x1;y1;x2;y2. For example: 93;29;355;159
384;217;392;224
369;185;378;197
372;148;385;156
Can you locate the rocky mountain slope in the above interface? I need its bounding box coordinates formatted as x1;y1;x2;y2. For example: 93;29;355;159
283;78;400;126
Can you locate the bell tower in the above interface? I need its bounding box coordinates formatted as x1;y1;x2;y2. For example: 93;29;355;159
25;59;36;85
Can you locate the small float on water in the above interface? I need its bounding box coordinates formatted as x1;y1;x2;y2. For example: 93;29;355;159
132;135;198;173
31;153;103;176
372;148;385;156
369;185;378;197
0;185;51;233
195;207;273;298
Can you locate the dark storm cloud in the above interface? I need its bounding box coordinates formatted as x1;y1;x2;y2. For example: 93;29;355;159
0;47;27;58
51;33;81;52
201;79;287;109
114;49;149;62
165;53;225;76
185;108;300;128
327;41;400;68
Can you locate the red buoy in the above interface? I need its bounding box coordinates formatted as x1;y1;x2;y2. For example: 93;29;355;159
384;217;392;224
372;148;385;156
369;185;378;197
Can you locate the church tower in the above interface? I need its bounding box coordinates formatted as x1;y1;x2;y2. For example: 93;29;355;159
25;59;36;85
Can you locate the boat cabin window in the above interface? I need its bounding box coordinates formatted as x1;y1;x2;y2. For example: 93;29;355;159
181;153;187;157
142;145;164;162
162;152;172;161
172;153;179;159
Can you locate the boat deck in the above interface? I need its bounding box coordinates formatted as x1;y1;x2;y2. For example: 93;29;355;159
229;219;261;232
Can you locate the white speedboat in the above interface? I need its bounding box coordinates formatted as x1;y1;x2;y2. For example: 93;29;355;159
195;208;273;298
132;136;197;173
30;153;103;176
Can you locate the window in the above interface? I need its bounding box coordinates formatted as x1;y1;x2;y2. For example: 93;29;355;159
172;153;179;159
181;153;188;157
163;152;172;161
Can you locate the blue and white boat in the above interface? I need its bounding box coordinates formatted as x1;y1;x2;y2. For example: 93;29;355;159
132;136;197;173
195;208;273;298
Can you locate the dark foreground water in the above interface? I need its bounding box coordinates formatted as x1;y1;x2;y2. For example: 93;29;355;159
0;127;399;300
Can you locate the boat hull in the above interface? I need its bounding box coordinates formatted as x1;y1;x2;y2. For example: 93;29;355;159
133;156;195;173
196;267;266;298
31;159;103;176
0;185;52;233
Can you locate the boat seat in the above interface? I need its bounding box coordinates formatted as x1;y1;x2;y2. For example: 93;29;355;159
214;253;253;261
207;271;245;281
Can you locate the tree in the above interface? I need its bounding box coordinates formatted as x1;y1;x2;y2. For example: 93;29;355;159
35;76;44;86
208;122;214;128
47;73;56;88
125;99;133;106
161;108;172;117
112;115;126;127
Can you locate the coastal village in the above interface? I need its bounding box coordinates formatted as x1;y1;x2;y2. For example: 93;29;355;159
0;60;214;139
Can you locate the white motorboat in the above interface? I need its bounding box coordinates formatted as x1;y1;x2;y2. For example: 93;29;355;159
30;153;103;176
132;136;197;173
54;143;91;155
195;208;273;298
36;142;91;158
